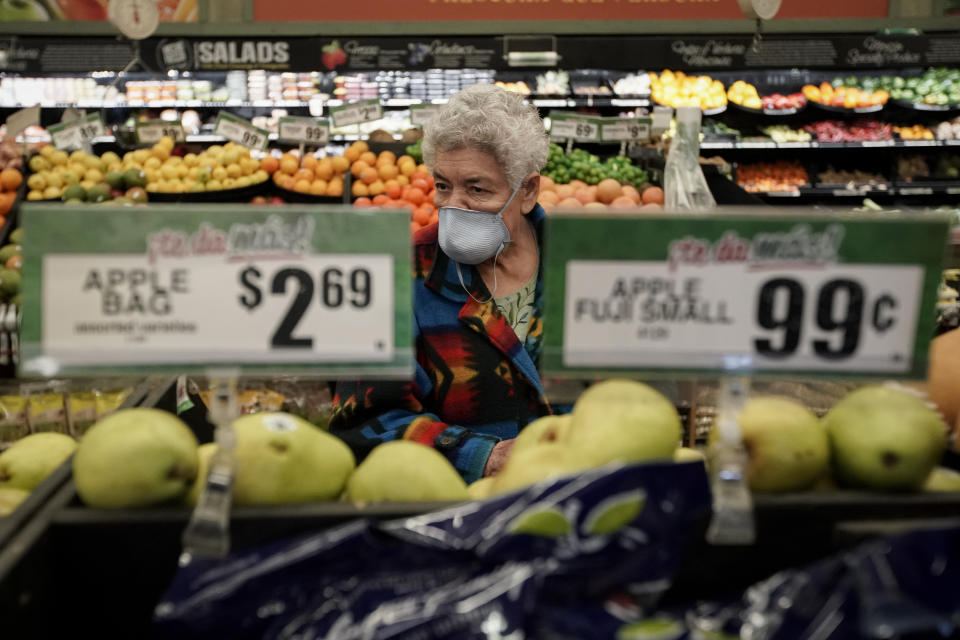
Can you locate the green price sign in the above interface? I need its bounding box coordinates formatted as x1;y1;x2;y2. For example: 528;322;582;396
19;204;413;378
542;208;950;380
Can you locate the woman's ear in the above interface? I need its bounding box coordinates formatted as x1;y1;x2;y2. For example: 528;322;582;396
520;172;540;212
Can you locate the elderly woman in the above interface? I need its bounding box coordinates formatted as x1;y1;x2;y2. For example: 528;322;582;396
329;83;553;483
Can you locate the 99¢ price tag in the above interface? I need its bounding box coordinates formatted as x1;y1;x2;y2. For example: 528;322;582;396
214;112;268;150
331;99;383;128
278;117;330;145
136;120;185;145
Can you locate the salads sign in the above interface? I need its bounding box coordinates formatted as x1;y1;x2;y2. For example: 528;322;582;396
19;205;414;378
542;210;950;380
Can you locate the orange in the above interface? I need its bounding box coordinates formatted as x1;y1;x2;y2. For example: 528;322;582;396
360;151;377;166
0;168;23;191
410;221;422;235
397;155;415;166
0;193;11;216
596;179;622;204
413;207;431;226
411;177;429;192
574;188;595;205
5;254;20;270
416;164;429;175
411;170;430;184
429;212;439;226
354;197;373;207
399;161;416;177
294;179;311;193
351;180;369;197
344;145;362;164
641;186;665;205
377;151;397;165
350;160;370;179
353;140;369;154
584;202;607;211
310;180;328;196
385;181;402;199
558;196;583;208
361;168;379;186
301;155;318;171
610;196;636;208
279;155;299;175
621;185;641;204
331;156;350;174
260;156;280;174
406;187;426;206
539;175;555;193
539;190;560;206
295;168;314;183
327;177;344;197
314;158;334;181
396;174;410;186
368;179;385;196
372;194;389;205
378;163;399;181
555;184;574;199
568;179;587;191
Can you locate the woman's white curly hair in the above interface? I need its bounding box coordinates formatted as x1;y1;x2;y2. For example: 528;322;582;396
422;83;549;188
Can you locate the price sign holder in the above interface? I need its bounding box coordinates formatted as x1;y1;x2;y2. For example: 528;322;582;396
48;113;105;152
542;207;950;544
597;116;652;155
277;116;331;159
330;99;383;131
214;112;268;151
19;204;413;379
410;103;441;127
135;119;185;145
550;113;601;153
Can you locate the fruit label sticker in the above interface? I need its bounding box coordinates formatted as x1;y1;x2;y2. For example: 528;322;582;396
542;210;950;380
277;117;330;146
330;99;383;128
214;112;268;151
48;114;105;151
135;120;185;145
263;414;298;433
19;205;414;378
599;118;652;143
410;104;441;127
550;114;600;142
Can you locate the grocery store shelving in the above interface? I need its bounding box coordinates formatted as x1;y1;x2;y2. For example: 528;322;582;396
752;183;960;198
702;139;960;151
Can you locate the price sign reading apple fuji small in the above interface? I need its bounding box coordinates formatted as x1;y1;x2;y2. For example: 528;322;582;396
136;120;185;145
278;117;330;146
49;114;105;150
330;100;383;128
214;112;268;150
542;213;950;380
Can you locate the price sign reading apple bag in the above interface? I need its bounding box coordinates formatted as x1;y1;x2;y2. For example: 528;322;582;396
48;114;105;150
214;112;268;151
330;99;383;128
541;209;950;380
135;120;185;145
278;117;330;146
18;204;413;378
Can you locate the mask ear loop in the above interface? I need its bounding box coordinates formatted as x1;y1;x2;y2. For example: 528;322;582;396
455;244;504;305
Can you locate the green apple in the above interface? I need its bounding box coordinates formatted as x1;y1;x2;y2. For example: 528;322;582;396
0;488;29;516
491;442;586;496
923;466;960;492
229;412;354;505
184;442;215;506
824;385;946;491
566;379;680;468
512;414;571;456
710;396;828;493
0;432;76;491
345;440;467;502
674;446;706;464
467;476;495;500
73;408;199;508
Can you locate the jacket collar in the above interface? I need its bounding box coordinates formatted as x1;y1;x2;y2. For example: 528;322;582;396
420;205;548;398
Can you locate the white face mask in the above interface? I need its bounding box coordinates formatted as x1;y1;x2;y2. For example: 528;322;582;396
437;183;523;302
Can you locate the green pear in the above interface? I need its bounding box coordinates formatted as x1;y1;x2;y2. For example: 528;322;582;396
184;442;216;506
0;488;29;516
566;379;681;468
674;446;706;464
923;466;960;492
512;415;572;456
230;412;355;505
345;440;467;502
710;396;829;493
0;432;76;491
467;476;495;500
491;442;586;496
824;385;946;492
73;408;199;508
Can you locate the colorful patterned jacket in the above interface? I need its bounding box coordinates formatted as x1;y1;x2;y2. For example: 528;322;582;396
329;205;553;483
